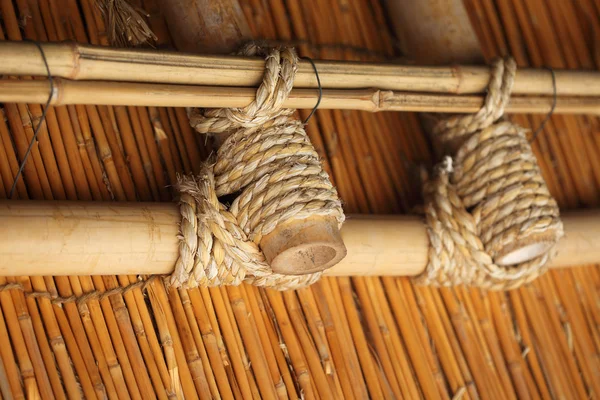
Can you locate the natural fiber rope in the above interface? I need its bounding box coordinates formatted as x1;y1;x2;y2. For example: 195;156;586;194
0;275;162;313
416;57;564;290
171;43;344;290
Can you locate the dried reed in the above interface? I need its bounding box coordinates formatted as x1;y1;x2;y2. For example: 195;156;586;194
0;1;598;399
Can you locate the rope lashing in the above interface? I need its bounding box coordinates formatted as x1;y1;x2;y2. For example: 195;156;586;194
416;57;564;290
171;44;345;290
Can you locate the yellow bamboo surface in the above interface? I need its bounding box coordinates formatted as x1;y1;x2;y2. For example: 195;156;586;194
0;1;598;399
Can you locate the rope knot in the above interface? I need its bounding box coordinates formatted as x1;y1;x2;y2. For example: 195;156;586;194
188;45;299;134
418;57;564;290
172;45;344;290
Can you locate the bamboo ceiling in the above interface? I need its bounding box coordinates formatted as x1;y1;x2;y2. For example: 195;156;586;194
0;0;599;399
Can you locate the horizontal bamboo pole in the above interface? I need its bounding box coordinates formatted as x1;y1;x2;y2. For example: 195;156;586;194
2;78;599;114
2;40;600;96
0;200;597;277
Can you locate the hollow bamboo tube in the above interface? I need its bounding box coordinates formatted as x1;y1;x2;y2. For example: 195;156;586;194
0;200;596;277
1;78;598;115
1;41;600;96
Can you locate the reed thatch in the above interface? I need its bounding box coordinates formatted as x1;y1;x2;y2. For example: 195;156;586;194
0;0;598;398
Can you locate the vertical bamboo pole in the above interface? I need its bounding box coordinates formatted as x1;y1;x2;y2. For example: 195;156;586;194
386;0;483;64
158;0;251;54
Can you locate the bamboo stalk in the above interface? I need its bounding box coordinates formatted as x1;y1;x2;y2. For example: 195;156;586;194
352;278;404;398
123;275;175;397
210;286;256;399
186;288;235;398
263;290;315;398
383;278;445;399
337;276;386;397
2;78;598;115
376;279;438;399
0;278;45;398
2;40;600;96
415;286;477;399
96;105;137;201
12;276;66;400
164;108;192;173
72;276;128;398
310;280;367;398
41;278;102;399
243;285;289;399
0;111;28;199
227;286;279;400
135;107;170;201
53;277;109;399
0;304;27;399
0;200;598;276
102;275;158;399
295;287;343;396
166;288;212;397
177;289;220;398
147;281;199;400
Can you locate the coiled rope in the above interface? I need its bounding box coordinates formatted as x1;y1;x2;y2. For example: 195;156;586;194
170;44;345;290
416;58;564;290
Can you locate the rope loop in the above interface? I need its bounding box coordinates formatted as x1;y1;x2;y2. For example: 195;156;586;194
172;45;344;290
417;57;563;290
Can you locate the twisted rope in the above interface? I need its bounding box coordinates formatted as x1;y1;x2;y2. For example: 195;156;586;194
172;44;344;290
417;58;564;290
0;276;162;313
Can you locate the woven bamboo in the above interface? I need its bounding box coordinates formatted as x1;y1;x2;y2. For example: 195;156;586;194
0;0;598;399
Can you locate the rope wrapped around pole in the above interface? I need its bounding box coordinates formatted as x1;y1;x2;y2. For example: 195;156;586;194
416;58;564;290
171;44;345;290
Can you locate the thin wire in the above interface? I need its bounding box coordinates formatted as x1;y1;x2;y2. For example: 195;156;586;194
8;41;54;199
530;66;557;143
303;57;322;124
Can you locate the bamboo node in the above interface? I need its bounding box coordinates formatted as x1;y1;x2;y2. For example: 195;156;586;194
171;45;345;290
417;57;564;290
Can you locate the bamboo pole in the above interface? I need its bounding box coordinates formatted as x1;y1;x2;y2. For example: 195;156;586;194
157;0;251;54
1;40;600;96
2;78;598;114
0;200;597;277
386;0;483;65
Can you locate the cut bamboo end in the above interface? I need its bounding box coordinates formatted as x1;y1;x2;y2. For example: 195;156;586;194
260;216;347;275
495;230;560;266
496;242;555;265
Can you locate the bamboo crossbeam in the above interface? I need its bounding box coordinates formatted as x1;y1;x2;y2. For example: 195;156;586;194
2;41;600;97
2;78;599;115
0;200;597;277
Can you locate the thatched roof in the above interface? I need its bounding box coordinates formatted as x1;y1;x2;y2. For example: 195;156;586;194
0;0;598;398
